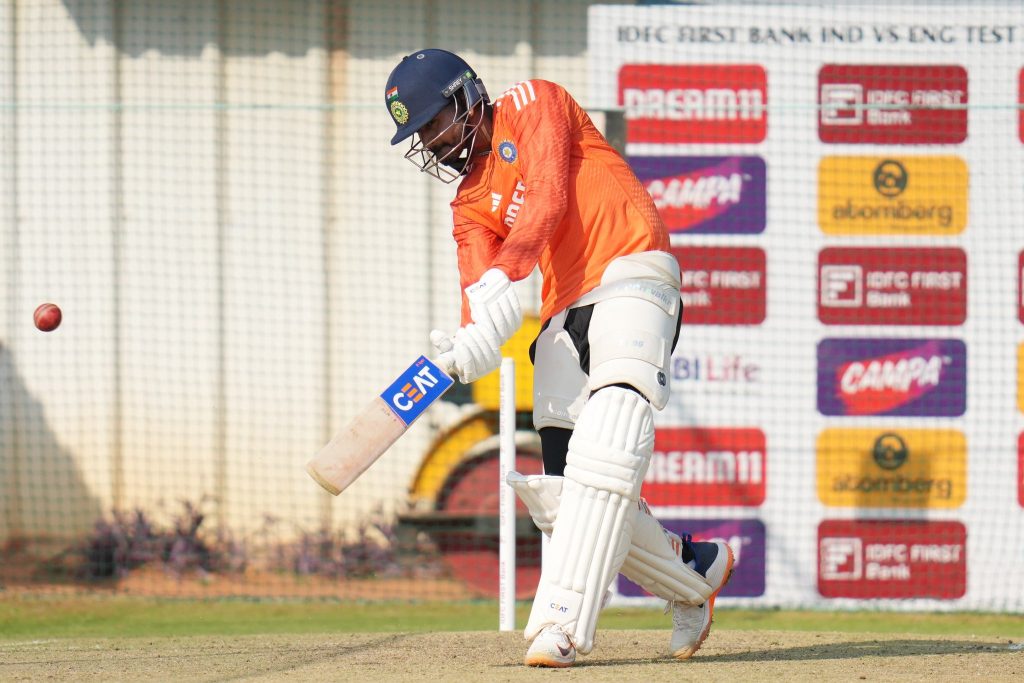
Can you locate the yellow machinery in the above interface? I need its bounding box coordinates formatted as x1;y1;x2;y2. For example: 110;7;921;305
398;316;545;598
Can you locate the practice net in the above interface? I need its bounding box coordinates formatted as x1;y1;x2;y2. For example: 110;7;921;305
2;0;1022;613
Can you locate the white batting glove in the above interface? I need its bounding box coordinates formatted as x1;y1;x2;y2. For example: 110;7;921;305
465;268;522;344
429;323;502;384
430;329;457;376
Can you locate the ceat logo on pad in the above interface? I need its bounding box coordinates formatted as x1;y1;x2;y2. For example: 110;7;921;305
817;338;966;417
818;520;966;599
816;428;966;509
629;156;766;234
619;64;767;143
818;65;968;144
645;428;766;506
672;246;766;325
618;519;765;598
818;247;967;325
818;156;967;235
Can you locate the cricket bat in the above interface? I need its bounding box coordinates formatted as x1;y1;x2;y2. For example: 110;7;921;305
306;355;455;496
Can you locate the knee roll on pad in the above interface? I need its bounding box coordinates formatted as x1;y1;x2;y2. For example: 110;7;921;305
525;387;654;654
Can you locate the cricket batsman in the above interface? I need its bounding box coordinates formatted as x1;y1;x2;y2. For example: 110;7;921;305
384;49;734;668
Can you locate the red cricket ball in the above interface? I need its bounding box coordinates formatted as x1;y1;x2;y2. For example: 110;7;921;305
34;303;62;332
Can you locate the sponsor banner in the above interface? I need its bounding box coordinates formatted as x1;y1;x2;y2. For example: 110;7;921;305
618;64;767;143
1019;433;1024;507
673;246;766;325
818;520;966;599
816;429;966;508
630;156;766;234
671;348;763;392
618;518;766;598
1018;344;1024;414
818;247;967;324
818;65;968;144
645;428;766;506
1019;251;1024;323
818;156;967;235
1020;68;1024;143
817;338;967;417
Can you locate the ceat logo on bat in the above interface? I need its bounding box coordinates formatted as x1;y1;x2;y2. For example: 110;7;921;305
818;520;966;599
817;338;966;417
644;428;766;506
672;246;766;325
818;156;967;235
629;156;766;234
619;64;767;144
618;518;765;598
818;65;967;144
818;247;967;325
816;428;966;509
380;356;454;427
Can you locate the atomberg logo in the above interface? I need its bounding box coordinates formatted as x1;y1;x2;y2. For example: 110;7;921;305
818;156;967;235
816;428;967;509
619;64;767;144
818;65;968;144
817;338;966;417
629;156;766;234
380;356;454;427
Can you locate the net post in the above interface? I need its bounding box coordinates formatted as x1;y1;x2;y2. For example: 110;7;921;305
499;357;516;632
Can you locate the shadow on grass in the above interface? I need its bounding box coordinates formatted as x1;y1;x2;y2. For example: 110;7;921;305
557;638;1014;668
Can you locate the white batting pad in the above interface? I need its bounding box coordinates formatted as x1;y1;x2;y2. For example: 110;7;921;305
620;500;714;605
508;473;713;606
525;387;654;654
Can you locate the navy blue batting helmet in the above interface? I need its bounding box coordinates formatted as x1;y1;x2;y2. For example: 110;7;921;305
385;49;488;145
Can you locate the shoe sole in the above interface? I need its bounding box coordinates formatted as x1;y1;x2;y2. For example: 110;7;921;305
524;654;575;668
672;542;736;660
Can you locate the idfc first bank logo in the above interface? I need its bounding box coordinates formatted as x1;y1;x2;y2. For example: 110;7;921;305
819;65;967;144
630;156;766;234
619;64;767;144
818;338;966;417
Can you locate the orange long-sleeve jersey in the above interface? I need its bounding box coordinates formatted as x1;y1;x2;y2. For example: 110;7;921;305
451;79;669;325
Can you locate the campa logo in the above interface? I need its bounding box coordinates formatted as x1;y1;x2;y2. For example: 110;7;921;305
817;338;966;417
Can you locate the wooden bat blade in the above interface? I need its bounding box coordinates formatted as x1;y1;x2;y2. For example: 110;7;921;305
306;355;454;496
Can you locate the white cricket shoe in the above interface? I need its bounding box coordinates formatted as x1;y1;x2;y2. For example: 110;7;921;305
525;624;576;668
669;539;735;660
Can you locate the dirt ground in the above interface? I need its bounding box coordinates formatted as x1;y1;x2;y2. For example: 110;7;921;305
1;629;1021;682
